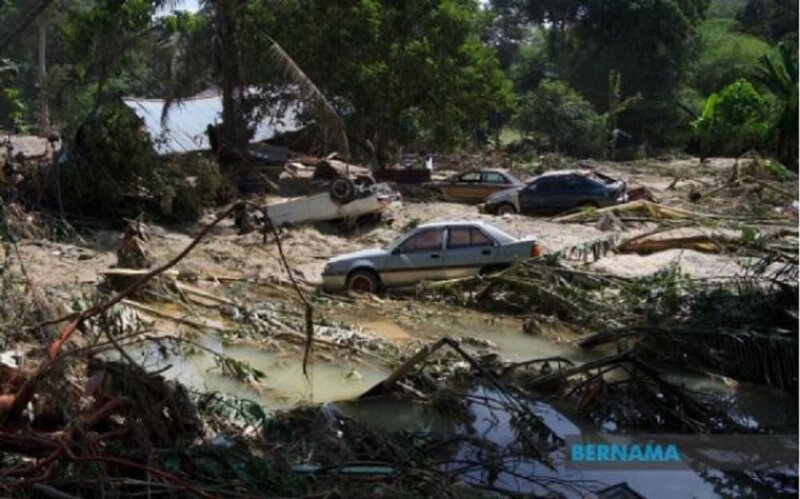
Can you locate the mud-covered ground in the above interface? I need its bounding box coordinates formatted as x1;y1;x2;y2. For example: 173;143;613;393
5;157;794;294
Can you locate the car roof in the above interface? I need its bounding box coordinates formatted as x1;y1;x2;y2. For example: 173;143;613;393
456;168;510;175
415;220;494;230
396;220;519;245
536;169;593;178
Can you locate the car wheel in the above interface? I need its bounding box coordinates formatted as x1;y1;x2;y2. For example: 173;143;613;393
578;200;599;209
347;269;381;294
496;203;517;215
330;177;357;204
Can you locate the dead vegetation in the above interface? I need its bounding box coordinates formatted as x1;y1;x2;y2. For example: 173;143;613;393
0;153;797;497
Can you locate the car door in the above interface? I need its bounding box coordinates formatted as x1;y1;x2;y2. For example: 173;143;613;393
381;228;447;285
480;172;514;201
443;226;497;278
570;176;606;207
446;172;482;202
518;178;557;214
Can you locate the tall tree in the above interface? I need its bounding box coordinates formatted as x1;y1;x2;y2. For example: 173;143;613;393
266;0;514;165
737;0;798;43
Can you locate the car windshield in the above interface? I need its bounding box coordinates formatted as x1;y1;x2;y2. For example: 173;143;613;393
385;232;408;251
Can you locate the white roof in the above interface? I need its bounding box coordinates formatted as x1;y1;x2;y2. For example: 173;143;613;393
122;88;304;155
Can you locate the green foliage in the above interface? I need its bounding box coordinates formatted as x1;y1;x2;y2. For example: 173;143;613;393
692;18;774;96
60;103;159;218
622;263;694;323
159;156;223;221
764;160;792;181
265;0;514;163
1;86;27;131
736;0;799;43
691;79;771;156
566;0;709;145
500;0;712;149
515;79;604;157
59;105;221;221
507;30;554;94
707;0;747;18
755;42;798;170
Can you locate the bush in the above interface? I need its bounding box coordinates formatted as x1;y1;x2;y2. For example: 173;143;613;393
59;103;160;219
161;156;222;221
514;80;605;158
691;79;772;157
57;105;222;222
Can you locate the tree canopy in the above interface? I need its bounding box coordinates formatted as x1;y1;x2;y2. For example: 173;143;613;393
265;0;514;165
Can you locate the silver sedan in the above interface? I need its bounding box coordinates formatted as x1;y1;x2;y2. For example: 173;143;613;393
321;220;542;293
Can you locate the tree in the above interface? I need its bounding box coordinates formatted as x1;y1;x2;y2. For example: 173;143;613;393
265;0;514;165
737;0;798;43
512;0;709;148
691;18;774;97
755;42;798;170
515;79;604;157
691;79;771;158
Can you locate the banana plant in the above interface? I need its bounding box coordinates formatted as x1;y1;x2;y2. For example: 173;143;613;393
755;42;798;170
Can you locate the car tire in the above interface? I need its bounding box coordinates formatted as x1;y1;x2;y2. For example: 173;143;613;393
330;177;357;204
578;200;599;209
496;203;517;215
346;269;381;295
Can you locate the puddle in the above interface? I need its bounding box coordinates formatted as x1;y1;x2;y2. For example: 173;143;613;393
327;300;598;363
129;336;389;409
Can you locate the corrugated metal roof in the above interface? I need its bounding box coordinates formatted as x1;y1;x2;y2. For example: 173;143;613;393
122;90;304;155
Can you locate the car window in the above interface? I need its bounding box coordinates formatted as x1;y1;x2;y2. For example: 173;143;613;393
458;172;481;182
535;177;559;193
397;229;444;253
482;172;507;184
562;175;589;191
448;227;494;249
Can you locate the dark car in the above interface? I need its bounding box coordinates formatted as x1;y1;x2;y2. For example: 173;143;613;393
431;168;524;204
484;170;628;216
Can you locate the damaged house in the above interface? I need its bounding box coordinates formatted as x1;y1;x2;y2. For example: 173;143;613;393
122;87;308;164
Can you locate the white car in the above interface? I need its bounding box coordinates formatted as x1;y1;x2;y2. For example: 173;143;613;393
265;181;401;227
321;220;542;293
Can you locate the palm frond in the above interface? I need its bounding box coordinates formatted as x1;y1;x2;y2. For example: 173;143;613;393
263;34;350;159
157;17;214;125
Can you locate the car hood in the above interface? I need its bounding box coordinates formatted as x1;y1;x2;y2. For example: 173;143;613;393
327;247;388;264
486;185;523;203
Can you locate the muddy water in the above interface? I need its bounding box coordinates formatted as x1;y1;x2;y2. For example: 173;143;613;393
341;386;796;499
130;298;602;409
131;298;795;498
130;336;390;409
326;299;600;362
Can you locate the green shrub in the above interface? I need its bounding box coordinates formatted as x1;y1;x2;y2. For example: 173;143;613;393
59;103;159;219
162;156;222;221
58;105;222;222
691;79;772;157
764;160;792;182
514;79;605;158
